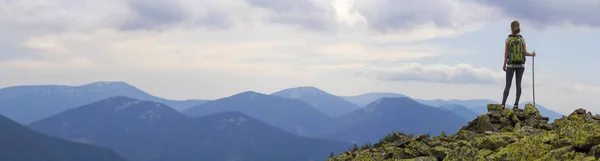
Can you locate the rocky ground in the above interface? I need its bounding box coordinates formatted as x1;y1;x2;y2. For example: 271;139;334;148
328;104;600;161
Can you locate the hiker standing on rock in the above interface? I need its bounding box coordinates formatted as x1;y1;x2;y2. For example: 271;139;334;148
502;20;536;110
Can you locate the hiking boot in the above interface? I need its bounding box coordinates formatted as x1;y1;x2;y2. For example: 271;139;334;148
513;104;519;111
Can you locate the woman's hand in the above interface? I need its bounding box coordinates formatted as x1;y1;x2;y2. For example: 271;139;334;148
532;51;536;57
503;64;507;71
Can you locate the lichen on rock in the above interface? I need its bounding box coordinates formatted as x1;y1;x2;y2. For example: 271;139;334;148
329;104;600;161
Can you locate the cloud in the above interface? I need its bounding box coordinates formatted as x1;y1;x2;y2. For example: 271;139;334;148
363;63;504;85
349;0;501;33
476;0;600;28
119;0;189;30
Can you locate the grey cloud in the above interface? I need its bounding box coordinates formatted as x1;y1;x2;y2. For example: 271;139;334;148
246;0;323;13
194;10;233;30
476;0;600;27
120;0;189;30
242;0;491;32
245;0;337;31
352;0;460;32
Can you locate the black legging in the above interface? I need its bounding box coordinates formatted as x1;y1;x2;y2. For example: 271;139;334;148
502;67;525;107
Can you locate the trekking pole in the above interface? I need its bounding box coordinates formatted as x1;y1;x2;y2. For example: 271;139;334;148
532;56;536;107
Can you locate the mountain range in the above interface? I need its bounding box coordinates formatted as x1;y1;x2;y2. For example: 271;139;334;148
0;114;126;161
342;92;564;122
183;91;335;137
437;104;480;120
0;81;206;124
271;86;361;117
326;97;468;144
29;96;351;161
0;81;570;161
341;92;408;107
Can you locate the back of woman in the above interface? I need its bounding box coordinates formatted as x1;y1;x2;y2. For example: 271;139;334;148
501;20;537;110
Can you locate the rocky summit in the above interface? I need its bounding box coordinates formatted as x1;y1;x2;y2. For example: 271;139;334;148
328;104;600;161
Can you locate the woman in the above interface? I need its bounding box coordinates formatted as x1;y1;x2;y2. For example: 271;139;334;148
502;20;536;110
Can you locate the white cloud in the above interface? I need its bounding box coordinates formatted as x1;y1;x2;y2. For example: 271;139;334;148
362;63;505;85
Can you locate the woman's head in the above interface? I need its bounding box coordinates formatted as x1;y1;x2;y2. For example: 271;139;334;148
511;20;520;35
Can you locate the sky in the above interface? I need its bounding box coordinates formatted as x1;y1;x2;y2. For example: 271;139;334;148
1;0;600;114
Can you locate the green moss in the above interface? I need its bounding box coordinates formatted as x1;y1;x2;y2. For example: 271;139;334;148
491;133;554;160
474;114;494;132
502;108;514;117
431;146;449;160
554;113;600;150
499;125;514;132
512;114;521;124
474;134;517;150
487;104;504;113
443;145;478;161
477;149;493;159
524;104;540;116
538;146;576;160
329;106;600;161
406;141;432;156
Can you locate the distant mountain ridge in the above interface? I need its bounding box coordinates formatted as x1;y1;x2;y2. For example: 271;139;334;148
341;92;564;123
326;97;468;144
341;92;407;107
272;86;361;117
30;96;349;161
0;114;126;161
0;81;206;124
437;104;480;120
183;91;334;137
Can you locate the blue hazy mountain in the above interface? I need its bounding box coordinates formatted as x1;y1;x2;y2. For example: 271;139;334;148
417;99;564;121
326;97;468;144
341;92;407;107
271;86;361;117
29;96;350;161
28;96;188;161
0;81;206;124
158;112;350;161
0;114;126;161
414;99;498;113
418;99;564;122
517;102;564;122
183;91;334;137
437;104;480;120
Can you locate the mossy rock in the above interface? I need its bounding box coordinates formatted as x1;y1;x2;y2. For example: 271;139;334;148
424;137;442;147
477;149;495;160
398;156;437;161
406;141;432;156
454;129;484;141
330;107;600;161
491;133;554;160
554;113;600;150
431;146;449;160
487;104;504;114
587;145;600;158
499;125;514;132
536;145;598;161
502;108;514;117
443;145;479;161
473;114;494;133
524;104;540;116
474;134;517;150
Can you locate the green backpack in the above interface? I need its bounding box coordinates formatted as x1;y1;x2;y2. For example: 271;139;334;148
507;35;525;65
